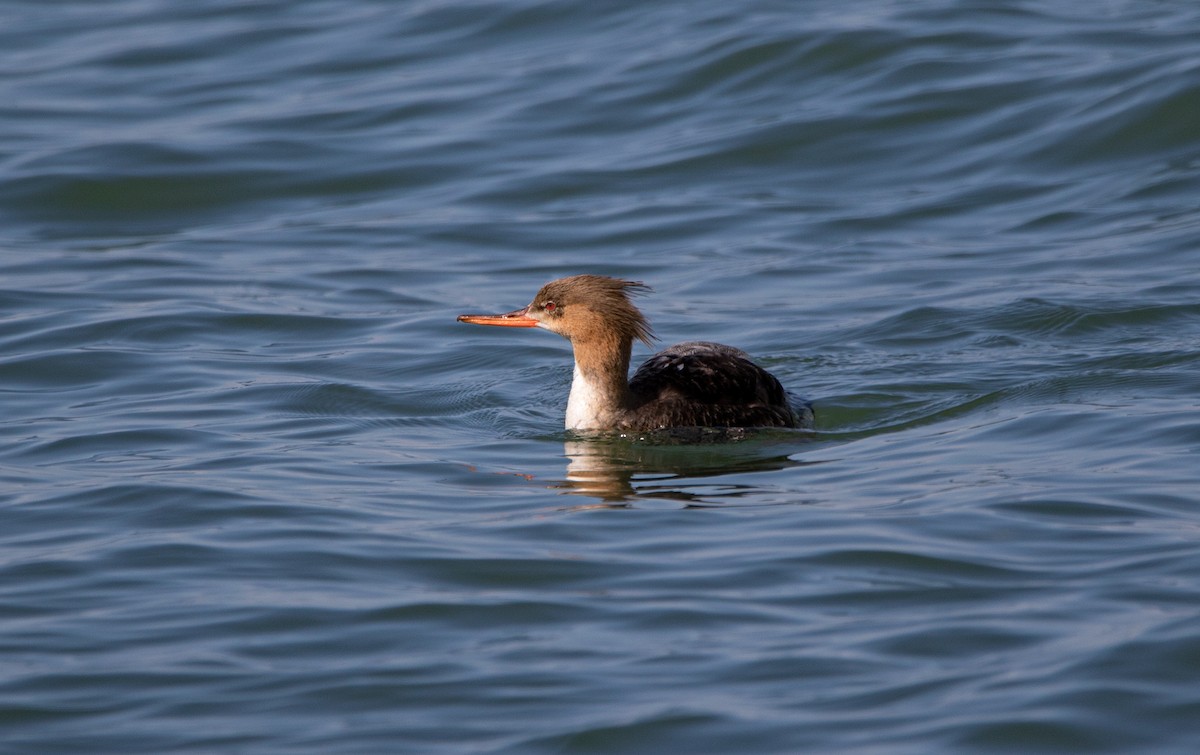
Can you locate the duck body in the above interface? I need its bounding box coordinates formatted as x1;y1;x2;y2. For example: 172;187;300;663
622;341;800;431
458;275;809;433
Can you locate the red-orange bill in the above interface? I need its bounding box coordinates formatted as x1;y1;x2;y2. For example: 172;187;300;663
456;307;539;327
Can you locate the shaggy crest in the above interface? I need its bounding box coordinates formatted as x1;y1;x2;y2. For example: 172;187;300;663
531;274;656;348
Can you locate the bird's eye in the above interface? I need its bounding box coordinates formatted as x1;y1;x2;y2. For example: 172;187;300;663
544;301;556;312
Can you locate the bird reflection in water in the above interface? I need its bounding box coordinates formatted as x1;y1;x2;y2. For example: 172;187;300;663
558;431;821;506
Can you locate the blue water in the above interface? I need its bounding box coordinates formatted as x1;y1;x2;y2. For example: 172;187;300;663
3;1;1200;752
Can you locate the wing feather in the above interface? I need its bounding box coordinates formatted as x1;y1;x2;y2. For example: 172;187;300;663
626;342;799;429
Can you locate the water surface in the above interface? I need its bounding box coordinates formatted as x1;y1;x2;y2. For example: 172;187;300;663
3;1;1200;752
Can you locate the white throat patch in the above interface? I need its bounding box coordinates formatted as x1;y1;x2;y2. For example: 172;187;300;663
564;362;606;430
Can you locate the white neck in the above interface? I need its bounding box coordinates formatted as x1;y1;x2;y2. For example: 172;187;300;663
565;361;608;430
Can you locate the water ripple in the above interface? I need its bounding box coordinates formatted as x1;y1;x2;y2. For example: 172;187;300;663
3;1;1200;752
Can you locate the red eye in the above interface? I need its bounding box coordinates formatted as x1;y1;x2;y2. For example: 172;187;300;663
544;301;556;312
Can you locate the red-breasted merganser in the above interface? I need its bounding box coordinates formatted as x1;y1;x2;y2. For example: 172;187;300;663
457;275;808;432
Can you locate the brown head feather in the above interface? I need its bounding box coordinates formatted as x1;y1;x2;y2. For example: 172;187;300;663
529;275;656;348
